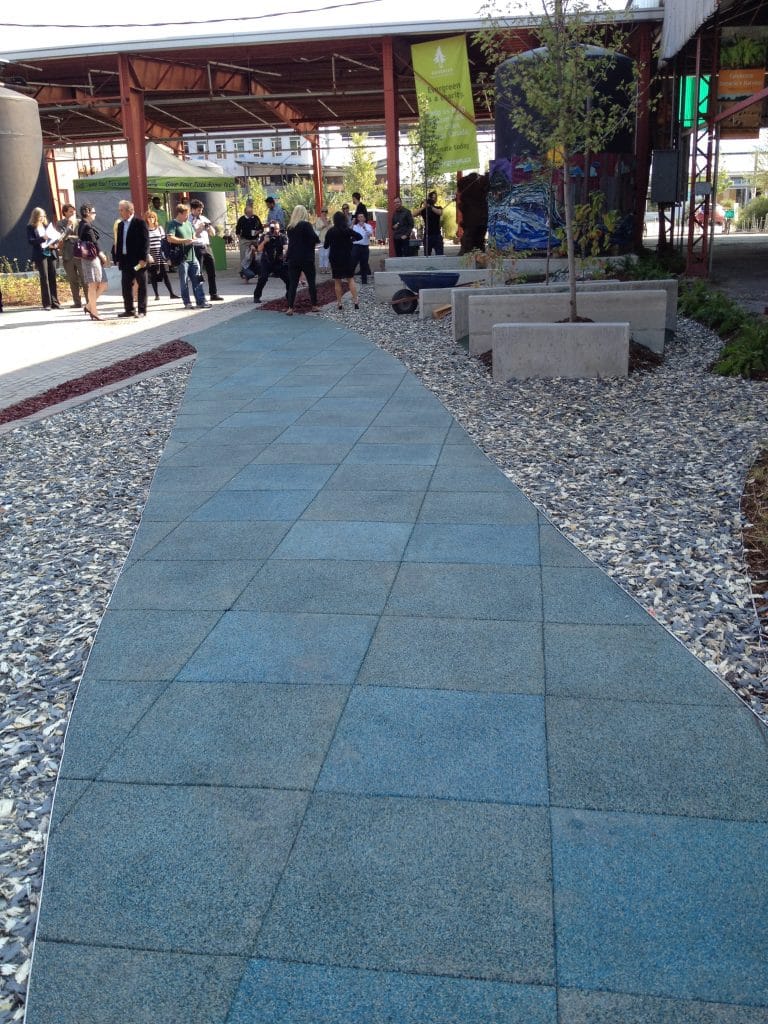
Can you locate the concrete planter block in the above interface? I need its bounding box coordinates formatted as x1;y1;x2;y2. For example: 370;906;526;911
468;289;667;357
454;279;677;350
375;269;489;304
492;322;630;380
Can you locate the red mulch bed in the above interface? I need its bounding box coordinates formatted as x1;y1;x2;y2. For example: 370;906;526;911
260;280;348;312
0;340;196;425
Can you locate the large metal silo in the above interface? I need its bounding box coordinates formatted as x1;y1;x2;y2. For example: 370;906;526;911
0;86;54;265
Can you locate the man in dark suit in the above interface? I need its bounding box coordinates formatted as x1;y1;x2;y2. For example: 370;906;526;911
115;200;149;317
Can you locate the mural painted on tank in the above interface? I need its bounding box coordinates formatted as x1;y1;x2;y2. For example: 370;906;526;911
487;160;563;252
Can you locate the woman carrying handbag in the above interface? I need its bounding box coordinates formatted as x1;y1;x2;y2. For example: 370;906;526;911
77;204;109;320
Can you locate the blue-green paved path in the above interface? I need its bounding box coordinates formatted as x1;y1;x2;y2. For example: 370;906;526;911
26;310;768;1023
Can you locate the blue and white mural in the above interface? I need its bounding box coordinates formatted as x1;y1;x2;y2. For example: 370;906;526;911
487;163;564;252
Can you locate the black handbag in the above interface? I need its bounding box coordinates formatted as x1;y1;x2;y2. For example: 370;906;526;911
74;240;98;260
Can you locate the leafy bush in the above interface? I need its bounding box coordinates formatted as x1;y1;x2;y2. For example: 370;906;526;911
737;196;768;229
619;248;685;280
678;279;747;337
713;319;768;378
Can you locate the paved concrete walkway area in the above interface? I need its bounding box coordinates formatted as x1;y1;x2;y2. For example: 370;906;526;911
24;308;768;1022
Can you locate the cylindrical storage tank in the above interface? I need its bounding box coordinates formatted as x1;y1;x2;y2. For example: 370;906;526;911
0;86;54;265
495;45;635;160
188;159;227;228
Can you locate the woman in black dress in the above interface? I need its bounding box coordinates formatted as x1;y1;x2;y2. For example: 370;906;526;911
323;211;359;310
285;205;320;315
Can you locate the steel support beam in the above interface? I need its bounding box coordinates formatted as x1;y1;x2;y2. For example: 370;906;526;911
633;22;653;251
684;30;718;277
310;132;324;216
45;147;61;219
382;35;399;257
118;54;148;212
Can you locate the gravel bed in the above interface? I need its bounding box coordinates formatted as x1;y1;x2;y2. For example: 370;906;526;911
323;287;768;722
0;367;190;1022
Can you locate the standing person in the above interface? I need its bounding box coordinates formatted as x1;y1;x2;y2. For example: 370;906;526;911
351;211;373;284
190;199;223;301
391;196;415;257
415;191;444;256
149;195;166;221
235;201;263;264
26;208;60;310
56;204;84;308
314;207;331;272
351;192;368;221
115;200;149;318
77;203;109;320
166;203;211;310
265;196;286;230
252;223;289;304
145;209;179;301
340;202;352;226
323;211;359;311
285;205;320;316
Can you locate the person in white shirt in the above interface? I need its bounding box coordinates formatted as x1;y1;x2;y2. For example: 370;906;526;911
351;211;373;284
189;199;223;301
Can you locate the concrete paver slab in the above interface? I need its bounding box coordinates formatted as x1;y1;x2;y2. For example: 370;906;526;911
100;682;348;788
256;794;555;984
38;782;309;954
177;610;378;685
26;943;246;1024
551;808;768;1004
234;559;398;615
358;616;545;692
318;687;548;804
544;622;737;704
228;960;556;1024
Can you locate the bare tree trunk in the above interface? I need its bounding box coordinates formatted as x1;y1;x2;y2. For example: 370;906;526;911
561;160;578;321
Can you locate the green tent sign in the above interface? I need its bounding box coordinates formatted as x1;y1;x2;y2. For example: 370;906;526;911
76;176;236;192
411;34;479;174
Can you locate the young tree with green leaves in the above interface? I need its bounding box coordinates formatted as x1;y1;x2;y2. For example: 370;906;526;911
343;132;385;208
400;110;450;209
476;0;638;320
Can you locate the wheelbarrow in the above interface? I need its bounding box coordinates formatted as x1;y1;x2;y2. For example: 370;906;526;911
391;272;461;315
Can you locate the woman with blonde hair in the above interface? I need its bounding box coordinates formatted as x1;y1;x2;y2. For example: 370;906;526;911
145;209;178;301
285;205;320;315
26;207;60;310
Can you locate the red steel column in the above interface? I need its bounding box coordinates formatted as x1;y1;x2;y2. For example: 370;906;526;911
118;53;148;212
310;130;324;214
382;35;400;256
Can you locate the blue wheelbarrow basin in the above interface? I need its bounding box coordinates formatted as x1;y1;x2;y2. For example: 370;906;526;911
398;272;461;293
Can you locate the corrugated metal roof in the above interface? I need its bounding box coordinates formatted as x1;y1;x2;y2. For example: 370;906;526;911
660;0;718;61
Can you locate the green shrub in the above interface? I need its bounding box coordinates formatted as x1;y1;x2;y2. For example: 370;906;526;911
678;279;747;337
713;319;768;378
619;248;685;280
737;195;768;229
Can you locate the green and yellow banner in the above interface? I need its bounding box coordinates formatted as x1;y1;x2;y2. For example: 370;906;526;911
76;176;237;192
411;34;478;173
